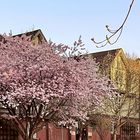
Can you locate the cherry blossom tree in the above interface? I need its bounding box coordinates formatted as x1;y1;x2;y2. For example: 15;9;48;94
0;34;113;140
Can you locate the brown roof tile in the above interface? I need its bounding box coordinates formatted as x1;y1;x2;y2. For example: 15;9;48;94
12;29;47;41
89;48;122;64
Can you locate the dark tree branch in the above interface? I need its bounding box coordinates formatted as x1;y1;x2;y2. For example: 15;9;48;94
91;0;135;47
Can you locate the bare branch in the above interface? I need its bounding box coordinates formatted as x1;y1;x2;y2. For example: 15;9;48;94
91;0;135;47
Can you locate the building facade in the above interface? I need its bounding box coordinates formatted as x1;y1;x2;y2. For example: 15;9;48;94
0;29;140;140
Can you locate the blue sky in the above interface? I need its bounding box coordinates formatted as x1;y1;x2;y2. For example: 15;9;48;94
0;0;140;56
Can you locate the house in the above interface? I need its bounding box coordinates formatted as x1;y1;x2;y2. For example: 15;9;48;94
0;29;73;140
0;29;140;140
89;48;140;140
89;48;126;91
13;29;47;45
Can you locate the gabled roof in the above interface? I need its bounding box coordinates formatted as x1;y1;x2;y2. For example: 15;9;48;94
12;29;47;42
88;48;123;64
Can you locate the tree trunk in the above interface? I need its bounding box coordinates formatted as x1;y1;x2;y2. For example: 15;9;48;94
24;134;33;140
24;137;33;140
112;132;117;140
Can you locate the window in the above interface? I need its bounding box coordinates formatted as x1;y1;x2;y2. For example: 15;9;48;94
0;119;18;140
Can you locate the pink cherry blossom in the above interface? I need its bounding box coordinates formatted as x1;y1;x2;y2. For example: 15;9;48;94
0;34;114;140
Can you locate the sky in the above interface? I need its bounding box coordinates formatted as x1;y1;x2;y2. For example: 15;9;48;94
0;0;140;56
